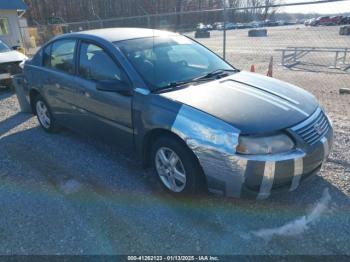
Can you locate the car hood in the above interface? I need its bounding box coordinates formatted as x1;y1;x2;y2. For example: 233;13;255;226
0;50;28;64
160;71;318;134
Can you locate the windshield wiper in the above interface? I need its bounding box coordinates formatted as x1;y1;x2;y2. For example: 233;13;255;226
193;69;238;81
152;69;239;93
153;78;214;93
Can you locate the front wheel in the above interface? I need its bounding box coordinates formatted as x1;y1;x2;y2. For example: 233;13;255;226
151;136;205;195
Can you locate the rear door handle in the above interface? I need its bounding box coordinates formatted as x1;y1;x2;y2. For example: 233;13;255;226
76;88;91;98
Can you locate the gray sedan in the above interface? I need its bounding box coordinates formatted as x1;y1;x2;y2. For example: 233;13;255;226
23;28;333;199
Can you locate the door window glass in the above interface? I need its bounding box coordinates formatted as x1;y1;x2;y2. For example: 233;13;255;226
43;45;51;67
78;42;125;82
50;39;76;74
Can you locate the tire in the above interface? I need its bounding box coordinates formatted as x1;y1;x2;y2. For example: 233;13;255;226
151;135;206;196
34;95;57;133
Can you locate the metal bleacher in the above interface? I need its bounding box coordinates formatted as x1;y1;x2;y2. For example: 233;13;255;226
276;46;350;71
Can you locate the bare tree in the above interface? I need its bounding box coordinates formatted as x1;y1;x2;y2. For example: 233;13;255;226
262;0;281;20
24;0;282;28
237;0;281;21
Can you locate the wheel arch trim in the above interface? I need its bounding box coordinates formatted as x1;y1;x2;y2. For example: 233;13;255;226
29;88;41;114
142;128;200;166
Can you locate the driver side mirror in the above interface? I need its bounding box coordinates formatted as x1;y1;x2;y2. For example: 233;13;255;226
96;79;131;95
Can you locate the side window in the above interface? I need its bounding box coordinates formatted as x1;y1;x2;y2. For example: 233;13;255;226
0;18;10;35
31;48;43;66
78;42;126;82
50;39;76;74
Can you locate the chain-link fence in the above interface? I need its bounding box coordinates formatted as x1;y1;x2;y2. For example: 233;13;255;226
20;0;350;73
17;0;348;78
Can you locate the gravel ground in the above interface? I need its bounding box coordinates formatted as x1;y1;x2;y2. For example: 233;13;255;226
0;25;350;255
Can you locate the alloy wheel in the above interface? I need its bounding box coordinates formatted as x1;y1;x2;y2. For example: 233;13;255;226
155;147;187;192
36;100;51;129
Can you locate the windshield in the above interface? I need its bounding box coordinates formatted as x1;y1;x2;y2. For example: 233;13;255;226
116;35;234;90
0;41;10;53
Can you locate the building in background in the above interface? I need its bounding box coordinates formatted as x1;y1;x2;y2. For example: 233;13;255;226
0;0;28;47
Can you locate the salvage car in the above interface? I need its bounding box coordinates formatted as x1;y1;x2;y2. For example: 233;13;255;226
0;40;28;88
23;28;333;199
195;23;210;38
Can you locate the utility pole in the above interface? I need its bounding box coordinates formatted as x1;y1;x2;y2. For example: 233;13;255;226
137;2;151;28
223;0;227;60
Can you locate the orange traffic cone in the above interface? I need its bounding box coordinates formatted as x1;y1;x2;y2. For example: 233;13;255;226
267;56;273;77
250;64;256;73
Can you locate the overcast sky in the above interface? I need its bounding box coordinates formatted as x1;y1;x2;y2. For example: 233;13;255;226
281;0;350;14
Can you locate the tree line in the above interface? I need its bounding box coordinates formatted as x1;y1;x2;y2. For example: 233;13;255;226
24;0;280;28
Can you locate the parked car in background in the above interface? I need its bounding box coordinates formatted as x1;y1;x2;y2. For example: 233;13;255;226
314;16;330;26
305;18;316;26
339;16;350;25
195;23;210;38
195;23;206;30
296;19;305;25
0;40;28;88
313;16;340;26
216;23;224;30
285;21;297;26
265;20;279;27
329;16;343;25
236;23;247;29
206;24;213;30
249;21;264;28
213;22;223;30
225;23;238;30
23;28;333;199
277;20;286;26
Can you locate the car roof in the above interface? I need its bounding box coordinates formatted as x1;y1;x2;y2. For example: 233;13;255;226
59;28;178;43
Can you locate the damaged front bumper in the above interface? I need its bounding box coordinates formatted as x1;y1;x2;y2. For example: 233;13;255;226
210;108;333;199
172;105;333;200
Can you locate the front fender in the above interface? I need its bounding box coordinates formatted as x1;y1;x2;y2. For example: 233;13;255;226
134;93;246;197
170;105;246;197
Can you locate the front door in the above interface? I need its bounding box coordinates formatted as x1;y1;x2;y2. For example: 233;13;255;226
72;41;134;149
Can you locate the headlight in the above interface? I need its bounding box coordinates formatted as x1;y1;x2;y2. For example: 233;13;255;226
236;133;295;155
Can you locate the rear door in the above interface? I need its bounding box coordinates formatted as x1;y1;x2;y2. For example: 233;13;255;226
41;39;79;127
73;41;134;149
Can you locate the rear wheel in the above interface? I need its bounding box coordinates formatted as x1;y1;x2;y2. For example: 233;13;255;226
151;135;205;195
34;95;57;133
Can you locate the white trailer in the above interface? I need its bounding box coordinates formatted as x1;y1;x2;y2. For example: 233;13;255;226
0;0;27;48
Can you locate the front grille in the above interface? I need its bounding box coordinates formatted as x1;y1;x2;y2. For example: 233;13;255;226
0;62;21;75
292;108;330;145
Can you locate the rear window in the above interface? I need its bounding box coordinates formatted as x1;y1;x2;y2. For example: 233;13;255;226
30;49;43;66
